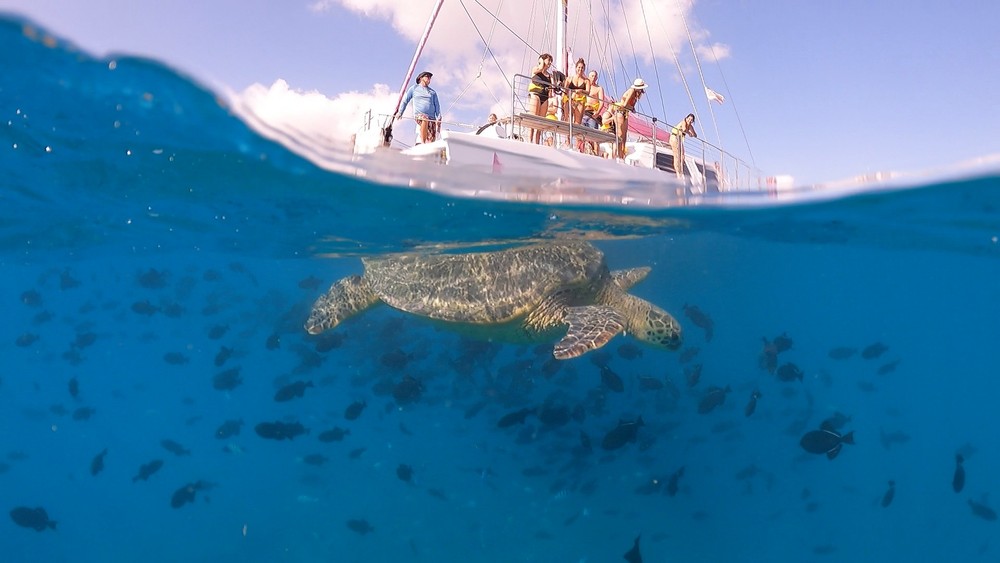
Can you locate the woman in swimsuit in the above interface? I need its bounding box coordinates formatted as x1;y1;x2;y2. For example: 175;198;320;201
563;58;591;125
527;53;553;144
612;78;647;159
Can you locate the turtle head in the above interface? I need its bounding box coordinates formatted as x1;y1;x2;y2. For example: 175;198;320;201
633;304;682;350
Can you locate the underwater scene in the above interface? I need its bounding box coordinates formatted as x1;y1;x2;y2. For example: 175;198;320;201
2;15;1000;563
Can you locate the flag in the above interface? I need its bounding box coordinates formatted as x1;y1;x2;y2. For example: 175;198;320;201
705;86;725;104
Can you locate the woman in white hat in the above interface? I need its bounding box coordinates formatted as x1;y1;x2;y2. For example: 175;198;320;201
612;78;646;159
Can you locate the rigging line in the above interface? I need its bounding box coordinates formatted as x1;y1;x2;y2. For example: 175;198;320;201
636;0;666;121
457;0;514;92
679;9;721;156
709;42;756;167
473;0;538;53
653;4;696;131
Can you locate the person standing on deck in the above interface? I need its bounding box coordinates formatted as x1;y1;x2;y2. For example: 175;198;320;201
397;71;441;145
527;54;553;144
583;70;606;129
612;78;647;160
670;113;697;178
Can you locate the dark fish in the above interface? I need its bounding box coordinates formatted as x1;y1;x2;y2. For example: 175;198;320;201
579;430;593;453
265;332;281;350
616;343;643;360
73;332;97;349
212;367;243;391
678;346;700;364
132;459;164;482
697;385;731;414
392;375;424;404
800;423;855;460
72;406;96;420
348;447;367;459
876;360;900;375
772;332;793;353
744;390;762;417
861;342;889;359
634;478;662;495
601;366;625;392
827;346;857;360
623;534;642;563
397;463;414;483
213;346;234;367
15;333;39;347
776;363;804;382
302;453;328;466
346;519;374;535
274;380;314;402
163;352;189;365
683;304;714;342
318;427;351;442
968;498;998;521
137;268;169;289
255;421;308;441
758;339;778;373
207;324;229;340
879;428;911;450
161;302;185;318
130;300;159;316
344;400;367;420
684;363;702;388
9;506;57;531
68;377;80;399
214;419;244;439
20;289;43;307
666;466;684;497
637;376;663;391
881;480;895;508
90;448;108;476
170;480;213;509
161;439;191;456
59;269;81;289
953;454;965;493
497;407;536;428
538;404;571;427
298;275;322;290
601;417;645;450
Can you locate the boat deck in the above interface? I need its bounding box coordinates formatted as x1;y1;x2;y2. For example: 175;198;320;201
514;113;617;145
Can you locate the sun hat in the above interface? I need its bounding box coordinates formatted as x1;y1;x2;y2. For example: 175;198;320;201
632;78;647;90
416;71;433;83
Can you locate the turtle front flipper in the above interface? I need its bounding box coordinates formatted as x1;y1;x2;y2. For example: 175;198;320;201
304;275;380;335
610;267;651;290
553;305;626;359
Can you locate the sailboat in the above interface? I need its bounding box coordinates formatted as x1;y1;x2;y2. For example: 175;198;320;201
353;0;763;201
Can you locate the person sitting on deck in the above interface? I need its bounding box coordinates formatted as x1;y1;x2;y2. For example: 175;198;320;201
397;71;441;144
670;113;698;178
612;78;647;159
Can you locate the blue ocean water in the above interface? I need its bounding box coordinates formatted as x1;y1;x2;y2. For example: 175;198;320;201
3;14;1000;563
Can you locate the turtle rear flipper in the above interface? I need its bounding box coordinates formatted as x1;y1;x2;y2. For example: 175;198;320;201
305;275;380;335
553;305;626;359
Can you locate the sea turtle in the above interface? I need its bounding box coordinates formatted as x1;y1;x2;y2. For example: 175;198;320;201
304;241;681;359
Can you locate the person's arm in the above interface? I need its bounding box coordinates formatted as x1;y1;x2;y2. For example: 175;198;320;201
396;85;415;118
432;92;441;121
688;124;697;138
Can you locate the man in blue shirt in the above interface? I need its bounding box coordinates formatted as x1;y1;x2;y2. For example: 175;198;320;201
397;71;441;144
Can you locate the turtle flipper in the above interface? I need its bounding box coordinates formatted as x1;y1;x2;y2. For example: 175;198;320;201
610;267;651;290
304;275;380;335
553;305;626;359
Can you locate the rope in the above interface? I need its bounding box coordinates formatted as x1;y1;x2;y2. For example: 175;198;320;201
709;41;756;167
680;9;721;155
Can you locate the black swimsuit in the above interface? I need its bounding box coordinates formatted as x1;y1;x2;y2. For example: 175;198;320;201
530;72;550;103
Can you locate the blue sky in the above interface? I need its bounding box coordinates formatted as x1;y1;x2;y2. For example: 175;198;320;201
2;0;998;185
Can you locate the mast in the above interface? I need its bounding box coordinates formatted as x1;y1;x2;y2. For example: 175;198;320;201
556;0;568;76
382;0;446;146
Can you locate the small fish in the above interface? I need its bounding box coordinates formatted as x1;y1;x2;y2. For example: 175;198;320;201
302;453;329;466
137;268;169;289
623;534;643;563
130;300;159;316
684;363;702;388
877;360;900;375
772;332;793;353
274;380;314;402
20;289;43;307
601;417;644;450
9;506;57;531
170;480;213;509
163;352;189;365
255;421;308;441
744;390;762;417
348;447;367;459
132;459;164;482
397;463;414;483
775;363;804;382
697;385;731;414
601;366;625;393
15;333;40;347
207;324;229;340
758;339;778;373
861;342;889;359
616;343;643;360
214;419;244;440
318;427;351;442
968;498;998;521
392;375;424;404
679;346;700;364
800;422;855;460
72;406;96;420
497;407;536;428
213;346;234;367
683;304;714;342
881;480;895;508
265;332;281;350
827;346;857;360
879;428;911;450
212;367;243;391
59;269;81;289
346;518;374;535
68;377;80;399
161;439;191;456
73;332;97;349
298;275;322;290
90;448;108;476
953;454;965;493
666;466;684;497
344;400;367;420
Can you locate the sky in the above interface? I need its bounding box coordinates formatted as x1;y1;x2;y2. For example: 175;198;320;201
2;0;998;185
